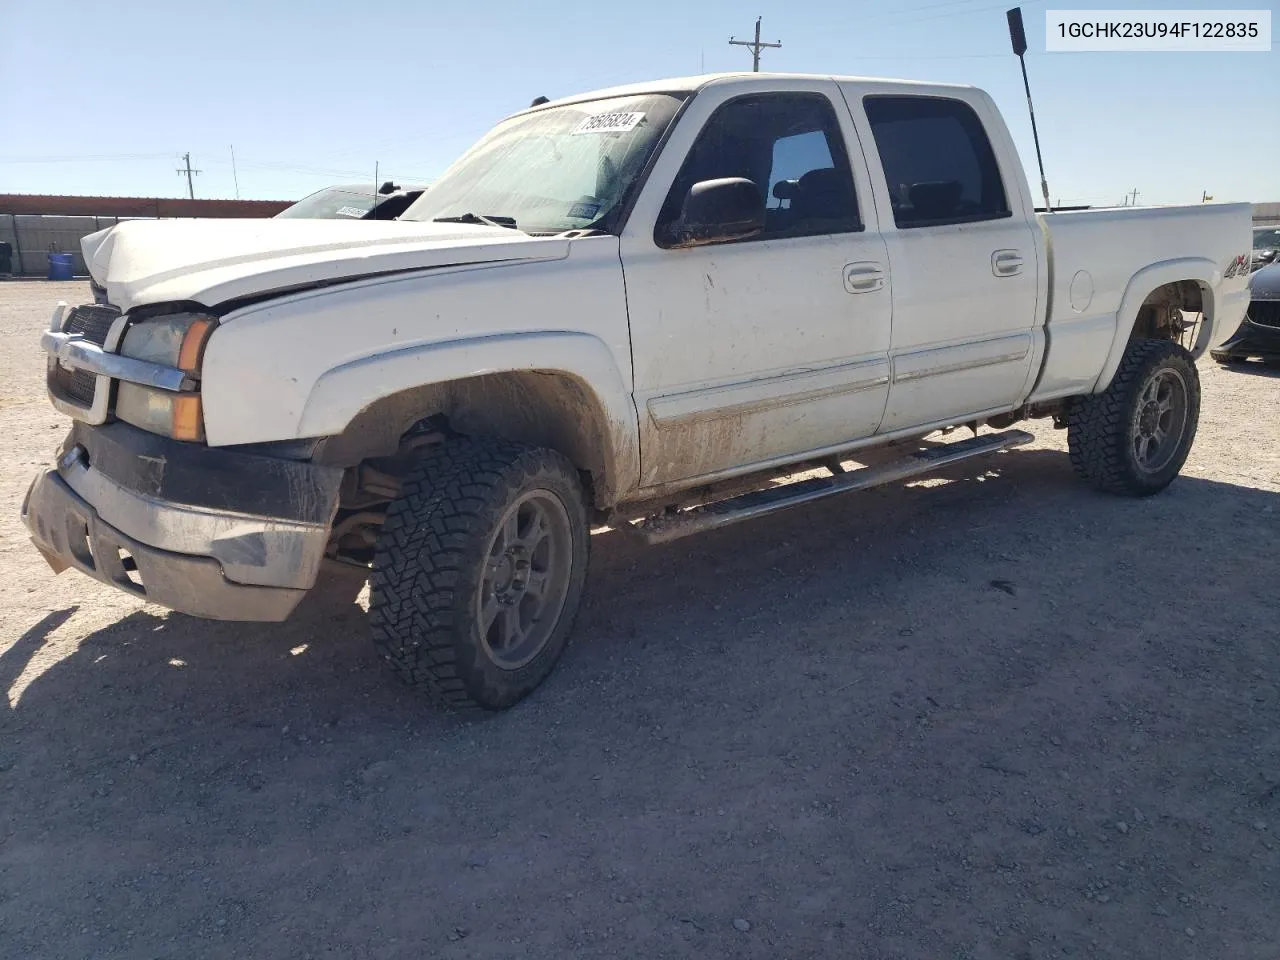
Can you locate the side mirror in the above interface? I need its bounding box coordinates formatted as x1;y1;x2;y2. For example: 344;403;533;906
673;178;765;247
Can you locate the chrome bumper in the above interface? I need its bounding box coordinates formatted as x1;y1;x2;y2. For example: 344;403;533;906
42;329;193;391
42;300;195;426
21;422;344;622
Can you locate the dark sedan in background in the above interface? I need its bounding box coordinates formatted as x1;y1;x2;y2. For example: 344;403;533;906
1252;226;1280;272
1212;256;1280;366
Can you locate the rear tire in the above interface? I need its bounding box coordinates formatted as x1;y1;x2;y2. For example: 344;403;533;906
1067;339;1200;497
369;437;589;711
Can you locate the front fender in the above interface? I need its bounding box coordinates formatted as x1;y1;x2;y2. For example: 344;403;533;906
1091;257;1218;393
298;331;641;501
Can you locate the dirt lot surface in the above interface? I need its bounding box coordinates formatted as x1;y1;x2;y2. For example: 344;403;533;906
1;280;1277;959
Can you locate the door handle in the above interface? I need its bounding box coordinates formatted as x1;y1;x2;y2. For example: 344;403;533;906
843;261;886;294
992;249;1024;277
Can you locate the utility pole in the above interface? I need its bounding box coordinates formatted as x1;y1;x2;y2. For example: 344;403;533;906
729;16;781;72
1128;187;1140;207
177;152;201;199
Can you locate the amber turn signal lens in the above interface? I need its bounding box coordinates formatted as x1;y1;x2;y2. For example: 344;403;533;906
177;318;215;372
171;394;204;441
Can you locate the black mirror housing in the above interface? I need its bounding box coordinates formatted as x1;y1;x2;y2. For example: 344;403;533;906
675;178;766;246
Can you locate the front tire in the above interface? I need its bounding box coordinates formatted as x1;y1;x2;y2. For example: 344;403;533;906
369;437;589;711
1067;339;1200;496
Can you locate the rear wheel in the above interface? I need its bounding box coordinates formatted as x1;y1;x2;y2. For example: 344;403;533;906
368;437;589;711
1067;339;1200;496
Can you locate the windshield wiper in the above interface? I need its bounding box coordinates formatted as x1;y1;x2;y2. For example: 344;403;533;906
432;213;519;230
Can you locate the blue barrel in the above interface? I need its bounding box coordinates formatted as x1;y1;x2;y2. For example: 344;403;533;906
47;252;75;281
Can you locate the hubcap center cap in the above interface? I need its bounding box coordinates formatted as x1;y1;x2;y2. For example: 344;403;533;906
1139;402;1160;437
493;548;530;599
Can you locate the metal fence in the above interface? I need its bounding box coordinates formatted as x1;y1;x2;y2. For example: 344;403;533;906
0;214;133;277
0;196;290;278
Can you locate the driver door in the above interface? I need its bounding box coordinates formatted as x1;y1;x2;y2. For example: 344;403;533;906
619;82;893;488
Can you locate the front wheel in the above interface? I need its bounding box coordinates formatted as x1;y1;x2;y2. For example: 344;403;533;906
1067;339;1201;496
368;437;589;711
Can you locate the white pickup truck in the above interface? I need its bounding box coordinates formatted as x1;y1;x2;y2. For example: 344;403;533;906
23;72;1253;710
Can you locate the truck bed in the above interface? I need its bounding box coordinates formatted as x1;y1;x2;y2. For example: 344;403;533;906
1031;202;1253;402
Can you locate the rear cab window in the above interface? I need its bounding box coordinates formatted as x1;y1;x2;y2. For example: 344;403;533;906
863;95;1011;229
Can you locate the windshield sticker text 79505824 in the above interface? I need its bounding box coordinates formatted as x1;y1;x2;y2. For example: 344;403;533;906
335;206;367;218
572;112;645;136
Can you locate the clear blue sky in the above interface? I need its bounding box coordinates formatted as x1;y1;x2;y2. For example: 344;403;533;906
2;0;1276;207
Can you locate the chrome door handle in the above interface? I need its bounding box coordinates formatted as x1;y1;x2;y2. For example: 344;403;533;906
992;249;1024;277
843;261;886;294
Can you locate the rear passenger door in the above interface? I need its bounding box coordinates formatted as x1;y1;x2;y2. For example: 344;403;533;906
855;93;1040;433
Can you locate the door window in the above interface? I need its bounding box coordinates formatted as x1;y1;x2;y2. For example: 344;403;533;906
656;93;862;246
863;95;1011;228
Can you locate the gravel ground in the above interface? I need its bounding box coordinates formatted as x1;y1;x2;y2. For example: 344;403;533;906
1;280;1277;960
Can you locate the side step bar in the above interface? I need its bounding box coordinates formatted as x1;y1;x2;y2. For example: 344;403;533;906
631;429;1034;545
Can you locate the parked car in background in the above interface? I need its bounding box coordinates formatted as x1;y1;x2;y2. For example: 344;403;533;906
1212;259;1280;365
275;181;427;221
1252;226;1280;271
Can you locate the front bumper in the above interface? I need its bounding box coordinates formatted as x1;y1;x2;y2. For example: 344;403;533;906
1211;302;1280;361
21;421;343;622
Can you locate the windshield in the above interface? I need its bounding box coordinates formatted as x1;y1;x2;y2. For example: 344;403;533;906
1254;227;1280;250
276;188;380;220
401;93;685;234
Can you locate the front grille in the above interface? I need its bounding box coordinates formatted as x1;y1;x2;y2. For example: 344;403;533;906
62;304;120;345
49;303;122;407
1248;300;1280;329
52;366;98;405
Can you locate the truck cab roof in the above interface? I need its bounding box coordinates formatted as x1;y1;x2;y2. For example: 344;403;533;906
524;71;979;115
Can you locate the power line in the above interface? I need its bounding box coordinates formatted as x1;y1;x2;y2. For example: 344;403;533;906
0;153;174;163
842;51;1007;60
830;0;1047;32
729;16;782;72
176;152;201;199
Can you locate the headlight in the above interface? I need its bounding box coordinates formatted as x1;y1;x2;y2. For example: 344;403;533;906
116;313;215;441
119;313;215;371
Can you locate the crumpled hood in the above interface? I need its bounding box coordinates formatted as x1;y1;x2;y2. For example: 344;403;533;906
81;218;570;312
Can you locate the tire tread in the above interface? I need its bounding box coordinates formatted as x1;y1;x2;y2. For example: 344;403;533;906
1066;339;1200;496
367;437;587;711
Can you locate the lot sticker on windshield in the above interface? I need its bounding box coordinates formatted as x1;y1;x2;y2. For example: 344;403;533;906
335;206;367;218
567;201;601;220
572;112;644;135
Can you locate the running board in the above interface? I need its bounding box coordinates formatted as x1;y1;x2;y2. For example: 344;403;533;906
630;429;1034;545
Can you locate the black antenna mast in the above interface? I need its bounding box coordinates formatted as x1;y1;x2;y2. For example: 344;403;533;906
1006;7;1052;212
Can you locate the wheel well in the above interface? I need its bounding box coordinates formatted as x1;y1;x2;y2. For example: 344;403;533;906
314;371;617;505
1129;280;1206;351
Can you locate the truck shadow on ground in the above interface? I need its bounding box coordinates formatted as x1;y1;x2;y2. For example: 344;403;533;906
2;448;1278;958
1216;359;1280;378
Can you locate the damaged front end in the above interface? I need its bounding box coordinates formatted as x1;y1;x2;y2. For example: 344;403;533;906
23;298;343;621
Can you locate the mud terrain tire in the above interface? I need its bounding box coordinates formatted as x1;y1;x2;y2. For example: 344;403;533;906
1067;339;1200;497
369;438;589;711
